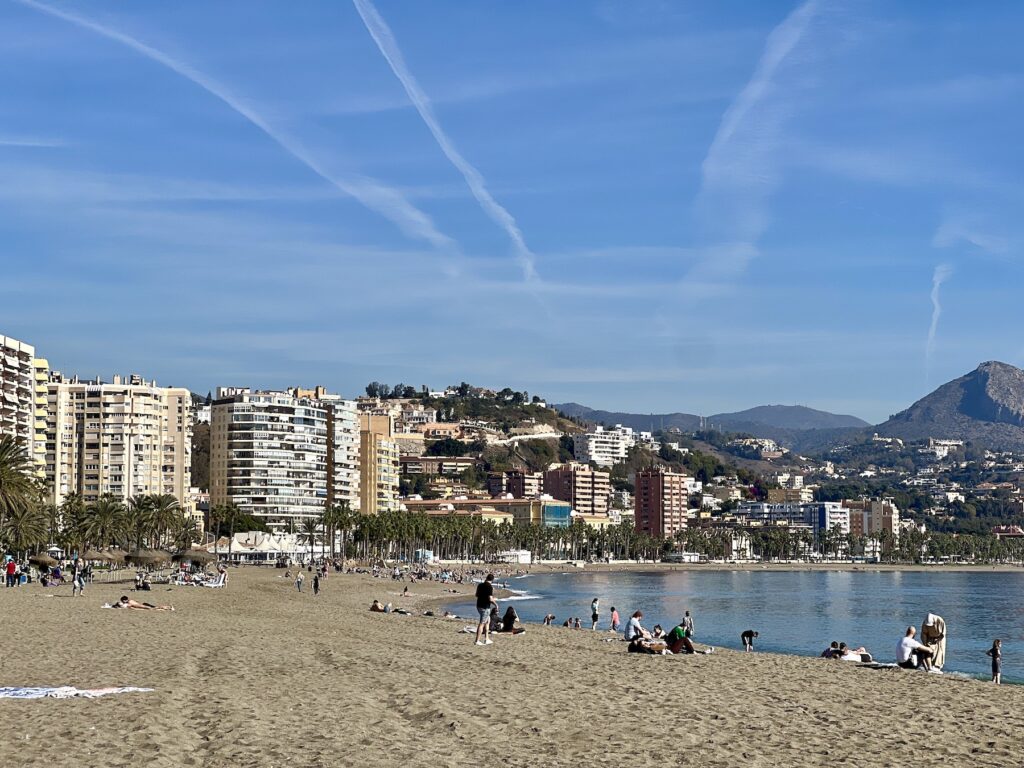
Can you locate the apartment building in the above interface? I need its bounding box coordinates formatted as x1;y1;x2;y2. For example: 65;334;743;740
573;425;636;466
635;467;689;538
45;373;192;506
766;487;814;503
844;498;900;539
506;470;544;498
320;394;360;513
0;335;38;466
543;462;610;516
359;414;400;515
209;388;327;530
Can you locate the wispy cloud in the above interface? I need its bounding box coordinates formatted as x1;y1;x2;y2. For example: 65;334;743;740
926;264;953;380
352;0;538;281
16;0;455;251
933;214;1010;256
0;135;65;148
690;0;818;291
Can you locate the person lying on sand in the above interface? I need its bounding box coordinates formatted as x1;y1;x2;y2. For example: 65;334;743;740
370;600;387;612
821;641;840;659
837;642;873;663
113;595;174;611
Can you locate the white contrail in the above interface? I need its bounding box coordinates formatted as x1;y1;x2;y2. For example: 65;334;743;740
701;0;817;187
17;0;455;250
926;264;953;377
352;0;538;282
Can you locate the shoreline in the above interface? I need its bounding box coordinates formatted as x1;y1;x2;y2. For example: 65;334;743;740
430;560;1024;574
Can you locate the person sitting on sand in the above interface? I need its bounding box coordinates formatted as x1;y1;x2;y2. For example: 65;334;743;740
443;610;460;620
489;606;503;633
741;630;758;652
500;606;526;635
896;626;933;671
113;595;174;611
573;617;582;630
821;641;840;658
370;600;386;612
624;611;650;642
666;620;697;655
652;624;665;640
543;614;555;626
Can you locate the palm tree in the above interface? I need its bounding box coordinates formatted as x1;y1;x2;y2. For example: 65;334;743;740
207;504;223;557
169;512;200;550
0;435;39;524
81;495;125;549
124;495;155;550
0;503;48;555
150;494;181;548
299;517;321;562
214;503;243;559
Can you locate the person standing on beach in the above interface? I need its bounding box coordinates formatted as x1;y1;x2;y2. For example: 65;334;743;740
312;573;320;596
296;572;305;593
684;610;694;638
474;573;496;646
987;639;1002;685
72;558;85;597
741;629;758;652
610;606;620;632
591;597;600;630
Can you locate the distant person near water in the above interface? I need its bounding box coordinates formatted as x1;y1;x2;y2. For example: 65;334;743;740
921;613;947;670
591;597;600;630
684;610;694;638
741;630;758;652
610;606;620;632
474;573;496;647
986;639;1002;685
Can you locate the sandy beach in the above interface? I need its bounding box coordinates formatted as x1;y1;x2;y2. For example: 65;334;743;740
1;568;1022;768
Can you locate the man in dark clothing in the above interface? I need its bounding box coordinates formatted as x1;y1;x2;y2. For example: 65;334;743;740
474;573;496;646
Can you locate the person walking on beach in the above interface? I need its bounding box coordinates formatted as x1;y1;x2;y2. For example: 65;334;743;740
296;572;305;593
312;573;320;596
72;558;85;597
474;573;496;646
591;597;600;630
741;629;758;652
610;606;620;632
684;610;694;638
986;639;1002;685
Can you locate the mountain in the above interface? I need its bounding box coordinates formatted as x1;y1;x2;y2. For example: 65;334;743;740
875;361;1024;450
554;402;867;453
554;403;701;433
709;405;869;431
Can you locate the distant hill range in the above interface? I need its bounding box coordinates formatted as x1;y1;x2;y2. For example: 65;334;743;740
558;361;1024;454
554;403;868;454
874;361;1024;450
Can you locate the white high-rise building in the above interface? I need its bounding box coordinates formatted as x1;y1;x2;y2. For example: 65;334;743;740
322;395;361;512
573;424;638;467
0;334;42;468
45;373;192;506
210;388;327;530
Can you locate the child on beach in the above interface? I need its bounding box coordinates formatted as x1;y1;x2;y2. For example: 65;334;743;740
591;598;600;630
610;606;620;632
986;639;1002;685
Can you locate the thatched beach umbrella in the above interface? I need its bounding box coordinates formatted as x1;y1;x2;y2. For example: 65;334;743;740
104;548;127;563
81;549;109;561
173;548;216;564
126;549;171;565
28;554;57;567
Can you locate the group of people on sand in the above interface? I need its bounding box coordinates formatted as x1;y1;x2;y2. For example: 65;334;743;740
821;641;873;663
622;608;712;655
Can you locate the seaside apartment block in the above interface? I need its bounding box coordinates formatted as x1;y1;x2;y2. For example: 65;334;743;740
210;388;326;529
0;334;48;474
635;467;689;538
359;413;401;515
45;373;192;506
543;462;610;516
573;425;636;467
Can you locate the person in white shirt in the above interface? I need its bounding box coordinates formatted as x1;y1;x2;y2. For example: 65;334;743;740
624;610;649;642
896;626;933;670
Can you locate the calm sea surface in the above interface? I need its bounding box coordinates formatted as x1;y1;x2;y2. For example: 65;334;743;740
452;569;1024;682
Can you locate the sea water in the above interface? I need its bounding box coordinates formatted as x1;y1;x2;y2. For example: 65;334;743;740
453;569;1024;683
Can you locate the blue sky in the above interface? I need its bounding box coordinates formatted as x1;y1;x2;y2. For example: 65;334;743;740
2;0;1022;423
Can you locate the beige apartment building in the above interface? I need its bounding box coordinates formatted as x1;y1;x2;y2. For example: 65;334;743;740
543;462;610;516
359;413;400;515
45;373;192;506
